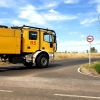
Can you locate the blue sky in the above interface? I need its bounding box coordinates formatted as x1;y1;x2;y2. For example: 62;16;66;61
0;0;100;52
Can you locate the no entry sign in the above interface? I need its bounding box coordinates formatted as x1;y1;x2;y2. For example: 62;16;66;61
87;35;94;42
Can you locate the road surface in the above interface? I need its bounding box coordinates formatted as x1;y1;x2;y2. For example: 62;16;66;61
0;58;100;100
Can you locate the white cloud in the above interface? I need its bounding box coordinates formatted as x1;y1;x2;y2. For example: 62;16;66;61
18;5;78;25
81;35;85;38
0;18;28;26
0;20;4;24
89;0;100;13
69;32;78;34
0;0;28;10
58;41;88;47
89;0;100;4
11;20;27;25
44;9;78;21
18;4;46;25
57;38;59;41
0;18;12;25
64;0;80;4
38;0;60;9
44;14;77;21
44;2;59;8
80;18;97;26
0;0;27;8
0;0;7;7
0;0;14;7
0;0;78;26
49;9;58;14
97;4;100;13
12;20;20;25
57;40;100;52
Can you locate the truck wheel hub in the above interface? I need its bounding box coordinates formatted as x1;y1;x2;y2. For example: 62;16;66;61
41;57;47;66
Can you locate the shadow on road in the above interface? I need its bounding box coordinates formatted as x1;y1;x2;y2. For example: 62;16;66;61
0;63;62;73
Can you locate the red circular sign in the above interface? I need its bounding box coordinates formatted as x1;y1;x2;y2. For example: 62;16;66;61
87;35;94;42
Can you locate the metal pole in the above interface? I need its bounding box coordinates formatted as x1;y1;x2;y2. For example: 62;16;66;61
89;42;91;66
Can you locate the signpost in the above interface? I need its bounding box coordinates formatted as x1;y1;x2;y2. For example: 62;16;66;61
86;35;94;66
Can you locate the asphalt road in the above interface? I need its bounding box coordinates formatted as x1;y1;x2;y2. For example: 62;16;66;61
0;58;100;100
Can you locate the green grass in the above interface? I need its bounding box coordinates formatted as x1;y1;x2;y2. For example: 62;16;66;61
93;64;100;74
82;61;100;74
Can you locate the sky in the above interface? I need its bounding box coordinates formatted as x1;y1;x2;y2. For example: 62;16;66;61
0;0;100;52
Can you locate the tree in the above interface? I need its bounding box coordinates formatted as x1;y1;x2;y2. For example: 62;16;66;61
90;47;98;53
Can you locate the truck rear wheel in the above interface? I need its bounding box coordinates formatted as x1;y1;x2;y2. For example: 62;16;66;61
36;54;49;68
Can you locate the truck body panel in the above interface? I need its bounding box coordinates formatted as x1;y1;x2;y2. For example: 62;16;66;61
0;28;21;54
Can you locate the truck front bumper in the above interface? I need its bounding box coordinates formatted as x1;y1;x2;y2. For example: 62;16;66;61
49;53;55;62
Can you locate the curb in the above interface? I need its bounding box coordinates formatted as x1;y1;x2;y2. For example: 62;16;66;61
78;67;100;78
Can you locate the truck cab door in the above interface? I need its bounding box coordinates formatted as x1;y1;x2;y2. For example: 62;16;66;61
40;31;54;53
26;30;39;52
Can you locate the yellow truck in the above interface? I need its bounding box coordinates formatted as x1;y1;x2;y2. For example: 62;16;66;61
0;25;57;68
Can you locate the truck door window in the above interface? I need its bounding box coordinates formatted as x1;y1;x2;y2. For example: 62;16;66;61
44;32;52;43
29;31;37;40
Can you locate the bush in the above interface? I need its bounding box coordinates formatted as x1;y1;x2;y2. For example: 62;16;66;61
93;64;100;74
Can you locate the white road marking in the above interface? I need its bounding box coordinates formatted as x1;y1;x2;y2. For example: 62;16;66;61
0;90;13;93
78;67;100;78
54;94;100;99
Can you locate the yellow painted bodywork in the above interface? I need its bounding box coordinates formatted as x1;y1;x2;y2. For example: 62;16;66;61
0;28;21;54
0;27;55;55
22;28;39;53
22;28;54;54
40;30;54;53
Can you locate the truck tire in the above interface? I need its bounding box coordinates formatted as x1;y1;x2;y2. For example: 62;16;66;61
36;54;49;68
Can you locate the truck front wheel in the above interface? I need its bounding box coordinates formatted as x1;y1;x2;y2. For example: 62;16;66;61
36;54;49;68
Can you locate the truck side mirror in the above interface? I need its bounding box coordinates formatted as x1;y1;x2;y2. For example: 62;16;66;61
54;35;57;43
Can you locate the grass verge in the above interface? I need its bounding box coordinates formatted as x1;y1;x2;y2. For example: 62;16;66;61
81;60;100;75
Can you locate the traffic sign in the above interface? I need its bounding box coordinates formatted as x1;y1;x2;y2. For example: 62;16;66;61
87;35;94;43
86;35;94;66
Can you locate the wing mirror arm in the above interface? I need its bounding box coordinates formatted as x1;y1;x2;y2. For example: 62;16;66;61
50;42;53;48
